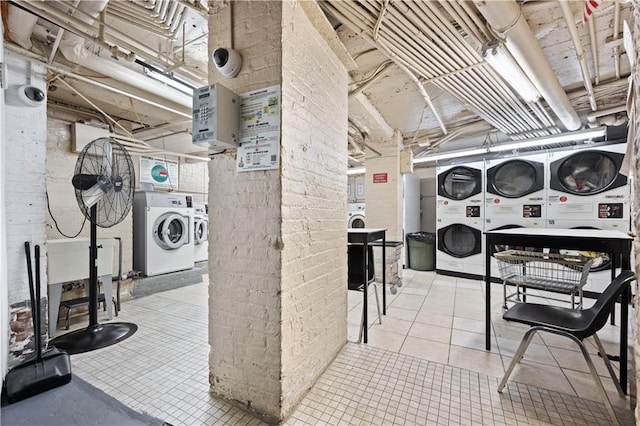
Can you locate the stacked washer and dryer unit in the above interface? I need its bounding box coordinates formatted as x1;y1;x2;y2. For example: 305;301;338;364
436;160;485;279
133;191;195;277
435;134;631;284
484;151;547;281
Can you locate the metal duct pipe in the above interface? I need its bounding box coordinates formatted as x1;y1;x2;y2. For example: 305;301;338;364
473;0;582;131
558;1;597;111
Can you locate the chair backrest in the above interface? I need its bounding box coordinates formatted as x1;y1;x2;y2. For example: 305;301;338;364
583;270;635;336
348;244;375;290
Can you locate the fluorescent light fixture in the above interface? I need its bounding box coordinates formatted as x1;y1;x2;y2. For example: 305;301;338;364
413;127;607;164
347;167;366;175
413;147;489;164
487;126;606;153
144;68;194;96
483;40;541;103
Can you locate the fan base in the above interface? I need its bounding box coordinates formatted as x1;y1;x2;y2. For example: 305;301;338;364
50;323;138;355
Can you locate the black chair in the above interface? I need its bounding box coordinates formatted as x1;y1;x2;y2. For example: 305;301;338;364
348;244;381;343
497;270;635;425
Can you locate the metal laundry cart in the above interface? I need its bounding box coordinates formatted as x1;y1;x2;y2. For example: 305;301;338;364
371;240;403;294
495;249;595;310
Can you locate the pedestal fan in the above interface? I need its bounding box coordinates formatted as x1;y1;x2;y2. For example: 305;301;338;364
50;137;137;355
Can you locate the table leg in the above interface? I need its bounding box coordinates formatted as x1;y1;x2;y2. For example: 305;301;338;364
362;242;368;344
485;237;491;351
620;244;631;394
382;233;386;315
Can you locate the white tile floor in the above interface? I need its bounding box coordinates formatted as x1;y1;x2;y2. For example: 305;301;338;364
64;269;636;425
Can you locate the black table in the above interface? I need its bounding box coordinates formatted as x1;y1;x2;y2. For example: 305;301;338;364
484;227;634;393
348;228;387;343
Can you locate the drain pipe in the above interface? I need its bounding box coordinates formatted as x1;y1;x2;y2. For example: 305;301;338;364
559;1;597;111
473;0;582;131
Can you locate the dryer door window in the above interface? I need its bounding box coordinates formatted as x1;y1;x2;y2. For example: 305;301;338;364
437;224;481;258
194;219;208;244
487;160;543;198
153;213;189;250
550;150;627;195
438;167;482;200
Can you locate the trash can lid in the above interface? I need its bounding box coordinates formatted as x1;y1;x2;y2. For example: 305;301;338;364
407;232;436;243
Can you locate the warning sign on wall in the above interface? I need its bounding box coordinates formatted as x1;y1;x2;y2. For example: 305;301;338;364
373;173;388;183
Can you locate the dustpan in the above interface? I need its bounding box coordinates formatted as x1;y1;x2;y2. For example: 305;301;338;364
3;242;72;404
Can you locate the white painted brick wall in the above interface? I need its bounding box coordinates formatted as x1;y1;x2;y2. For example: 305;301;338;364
365;131;404;241
280;1;348;417
208;1;348;422
5;52;48;306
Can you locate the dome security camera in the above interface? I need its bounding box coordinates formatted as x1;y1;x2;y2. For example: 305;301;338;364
212;48;242;78
5;84;46;107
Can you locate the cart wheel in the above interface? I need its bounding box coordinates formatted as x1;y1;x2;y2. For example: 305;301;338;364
390;286;397;295
396;280;402;288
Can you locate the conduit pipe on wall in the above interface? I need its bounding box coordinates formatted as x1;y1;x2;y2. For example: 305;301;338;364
558;1;597;112
473;0;582;131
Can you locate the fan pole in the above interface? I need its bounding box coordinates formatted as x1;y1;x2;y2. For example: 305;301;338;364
88;204;99;329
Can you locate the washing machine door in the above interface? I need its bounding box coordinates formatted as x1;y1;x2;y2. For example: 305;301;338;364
437;223;482;258
348;214;365;228
438;166;482;200
194;217;208;245
550;150;627;195
153;213;190;250
487;160;544;198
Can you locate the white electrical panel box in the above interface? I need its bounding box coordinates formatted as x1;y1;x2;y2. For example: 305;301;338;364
192;83;239;150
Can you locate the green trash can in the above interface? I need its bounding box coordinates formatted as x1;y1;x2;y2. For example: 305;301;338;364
407;232;436;271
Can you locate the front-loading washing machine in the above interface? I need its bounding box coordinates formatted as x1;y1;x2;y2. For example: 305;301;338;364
193;202;209;263
133;191;195;276
348;203;365;228
436;217;484;279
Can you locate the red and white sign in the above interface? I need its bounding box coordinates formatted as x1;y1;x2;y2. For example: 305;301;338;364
373;173;388;183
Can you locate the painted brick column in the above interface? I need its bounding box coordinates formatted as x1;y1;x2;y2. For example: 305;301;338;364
365;130;404;240
207;2;348;422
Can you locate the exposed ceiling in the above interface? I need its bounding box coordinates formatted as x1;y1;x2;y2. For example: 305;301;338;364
3;1;635;167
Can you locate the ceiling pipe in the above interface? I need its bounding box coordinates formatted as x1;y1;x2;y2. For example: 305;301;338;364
323;1;556;138
5;1;196;110
558;1;597;112
587;14;600;85
473;0;582;131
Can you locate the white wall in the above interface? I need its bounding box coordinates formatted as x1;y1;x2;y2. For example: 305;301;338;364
1;21;8;383
4;51;48;366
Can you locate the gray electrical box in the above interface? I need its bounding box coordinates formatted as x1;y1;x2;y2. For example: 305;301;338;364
192;83;239;150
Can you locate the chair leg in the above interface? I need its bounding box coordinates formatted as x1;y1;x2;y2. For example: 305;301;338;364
358;303;365;344
575;338;620;425
592;333;625;398
498;327;538;392
372;283;381;325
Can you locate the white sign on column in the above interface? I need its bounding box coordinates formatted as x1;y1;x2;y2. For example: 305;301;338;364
237;85;281;172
